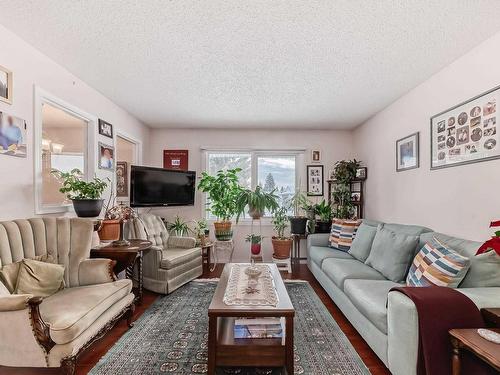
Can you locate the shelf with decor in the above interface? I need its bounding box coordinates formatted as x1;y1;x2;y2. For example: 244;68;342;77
327;178;365;219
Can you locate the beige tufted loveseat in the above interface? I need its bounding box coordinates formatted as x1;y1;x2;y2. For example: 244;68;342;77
0;218;135;374
129;213;202;294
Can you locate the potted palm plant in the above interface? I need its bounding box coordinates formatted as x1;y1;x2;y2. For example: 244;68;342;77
51;168;109;217
235;185;279;222
271;205;293;259
198;168;243;241
288;190;311;234
245;234;263;256
314;199;333;233
167;215;192;237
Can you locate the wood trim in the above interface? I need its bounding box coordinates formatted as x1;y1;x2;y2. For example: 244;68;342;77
27;296;55;354
108;259;118;281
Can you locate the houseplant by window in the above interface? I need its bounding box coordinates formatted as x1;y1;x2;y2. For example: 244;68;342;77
167;215;192;237
314;199;333;233
235;185;279;222
51;168;109;217
245;234;263;256
271;205;293;259
198;168;243;241
288;190;312;235
331;159;360;219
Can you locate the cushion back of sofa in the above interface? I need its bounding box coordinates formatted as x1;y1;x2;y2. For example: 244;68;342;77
130;214;169;247
419;232;481;258
0;218;93;287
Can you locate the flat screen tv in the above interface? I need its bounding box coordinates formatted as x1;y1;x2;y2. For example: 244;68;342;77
130;166;196;207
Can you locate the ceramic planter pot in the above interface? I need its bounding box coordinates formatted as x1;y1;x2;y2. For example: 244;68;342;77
248;207;263;220
214;221;233;241
315;220;332;233
289;217;308;234
250;243;261;255
72;199;104;218
272;237;292;259
98;219;121;241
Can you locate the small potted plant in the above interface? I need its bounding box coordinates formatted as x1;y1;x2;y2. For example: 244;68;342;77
331;159;360;220
288;190;311;235
51;168;109;217
98;194;121;241
167;215;192;237
271;205;293;259
193;219;209;246
314;199;333;233
235;185;279;222
245;234;263;256
198;168;243;241
103;202;137;246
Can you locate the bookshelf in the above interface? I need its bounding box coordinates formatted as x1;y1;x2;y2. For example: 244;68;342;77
327;179;365;219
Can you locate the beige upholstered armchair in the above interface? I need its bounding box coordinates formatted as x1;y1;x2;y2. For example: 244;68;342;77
0;218;135;375
129;213;202;294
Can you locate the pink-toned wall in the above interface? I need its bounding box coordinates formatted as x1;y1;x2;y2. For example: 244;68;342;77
0;24;149;219
353;31;500;241
146;128;354;261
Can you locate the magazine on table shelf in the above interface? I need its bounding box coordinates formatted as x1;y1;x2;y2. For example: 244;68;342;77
234;317;285;340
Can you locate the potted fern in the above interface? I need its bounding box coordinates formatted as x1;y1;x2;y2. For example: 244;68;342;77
198;168;243;240
235;185;279;222
245;234;263;256
271;205;293;259
51;168;109;217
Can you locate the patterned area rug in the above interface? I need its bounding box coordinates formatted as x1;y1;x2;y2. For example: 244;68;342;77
90;280;370;375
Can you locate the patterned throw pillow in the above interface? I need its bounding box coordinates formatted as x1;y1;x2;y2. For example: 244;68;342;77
407;239;470;287
329;219;361;252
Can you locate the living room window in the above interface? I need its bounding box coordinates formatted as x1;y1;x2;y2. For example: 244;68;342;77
204;150;300;220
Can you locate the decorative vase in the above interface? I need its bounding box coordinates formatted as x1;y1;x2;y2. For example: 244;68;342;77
214;221;233;241
272;237;292;259
289;217;308;234
72;199;104;218
250;243;261;255
98;219;121;241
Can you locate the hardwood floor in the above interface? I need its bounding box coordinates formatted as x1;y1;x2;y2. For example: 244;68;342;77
0;264;390;375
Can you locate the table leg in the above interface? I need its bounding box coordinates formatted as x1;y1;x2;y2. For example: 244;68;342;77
297;239;301;266
451;345;461;375
208;315;217;375
137;251;143;305
285;315;294;375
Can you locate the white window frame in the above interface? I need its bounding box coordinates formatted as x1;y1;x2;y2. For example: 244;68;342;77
34;86;97;214
201;149;304;224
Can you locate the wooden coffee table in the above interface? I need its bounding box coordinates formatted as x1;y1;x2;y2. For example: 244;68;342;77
208;263;295;375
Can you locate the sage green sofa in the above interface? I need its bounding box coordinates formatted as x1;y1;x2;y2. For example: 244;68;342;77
307;219;500;375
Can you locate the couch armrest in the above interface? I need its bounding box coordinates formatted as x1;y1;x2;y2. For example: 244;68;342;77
167;236;197;249
307;233;330;248
78;258;117;286
0;294;34;312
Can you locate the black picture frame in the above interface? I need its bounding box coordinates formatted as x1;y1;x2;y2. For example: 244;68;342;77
396;132;420;172
98;119;114;138
430;84;500;170
355;167;367;180
306;165;324;196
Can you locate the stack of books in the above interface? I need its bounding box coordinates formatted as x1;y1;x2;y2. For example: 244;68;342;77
234;317;284;340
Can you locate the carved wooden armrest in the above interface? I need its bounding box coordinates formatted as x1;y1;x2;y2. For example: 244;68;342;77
78;258;117;286
27;296;55;353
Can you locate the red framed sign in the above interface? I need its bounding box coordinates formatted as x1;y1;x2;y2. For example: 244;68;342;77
163;150;189;170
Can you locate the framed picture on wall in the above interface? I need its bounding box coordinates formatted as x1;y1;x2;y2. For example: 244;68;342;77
0;111;27;158
98;142;114;170
98;119;113;138
0;65;13;104
116;161;128;197
431;85;500;169
307;165;324;196
163;149;188;170
311;149;321;163
396;132;419;172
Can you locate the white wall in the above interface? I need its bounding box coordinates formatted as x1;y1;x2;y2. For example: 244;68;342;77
146;128;354;261
353;31;500;241
0;24;149;219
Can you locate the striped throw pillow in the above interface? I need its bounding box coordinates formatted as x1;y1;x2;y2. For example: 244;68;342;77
329;219;361;252
406;239;470;287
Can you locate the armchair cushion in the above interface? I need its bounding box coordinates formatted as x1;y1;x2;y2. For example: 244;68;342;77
160;247;202;270
40;279;132;344
15;259;65;298
167;236;197;249
0;294;33;312
0;262;20;293
78;258;116;286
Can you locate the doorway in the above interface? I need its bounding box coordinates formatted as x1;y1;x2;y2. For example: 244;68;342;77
115;133;141;201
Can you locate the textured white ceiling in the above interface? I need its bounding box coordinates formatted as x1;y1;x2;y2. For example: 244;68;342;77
2;1;500;129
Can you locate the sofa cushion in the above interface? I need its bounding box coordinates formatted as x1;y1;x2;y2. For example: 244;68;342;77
15;259;65;297
344;279;400;334
329;219;361;251
407;241;470;287
460;251;500;288
348;222;380;262
309;245;353;266
365;227;419;283
40;279;132;344
321;258;386;290
160;247;201;270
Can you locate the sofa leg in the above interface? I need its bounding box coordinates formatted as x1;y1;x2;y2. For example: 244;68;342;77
61;357;77;375
126;303;136;328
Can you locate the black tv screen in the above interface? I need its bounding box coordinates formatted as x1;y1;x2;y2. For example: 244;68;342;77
130;166;196;207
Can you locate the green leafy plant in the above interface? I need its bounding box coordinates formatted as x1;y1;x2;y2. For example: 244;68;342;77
289;190;312;217
235;185;279;222
51;168;109;200
193;219;208;238
332;159;360;184
166;215;192;237
197;168;243;221
245;234;263;244
272;205;290;239
331;159;361;219
314;199;333;222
